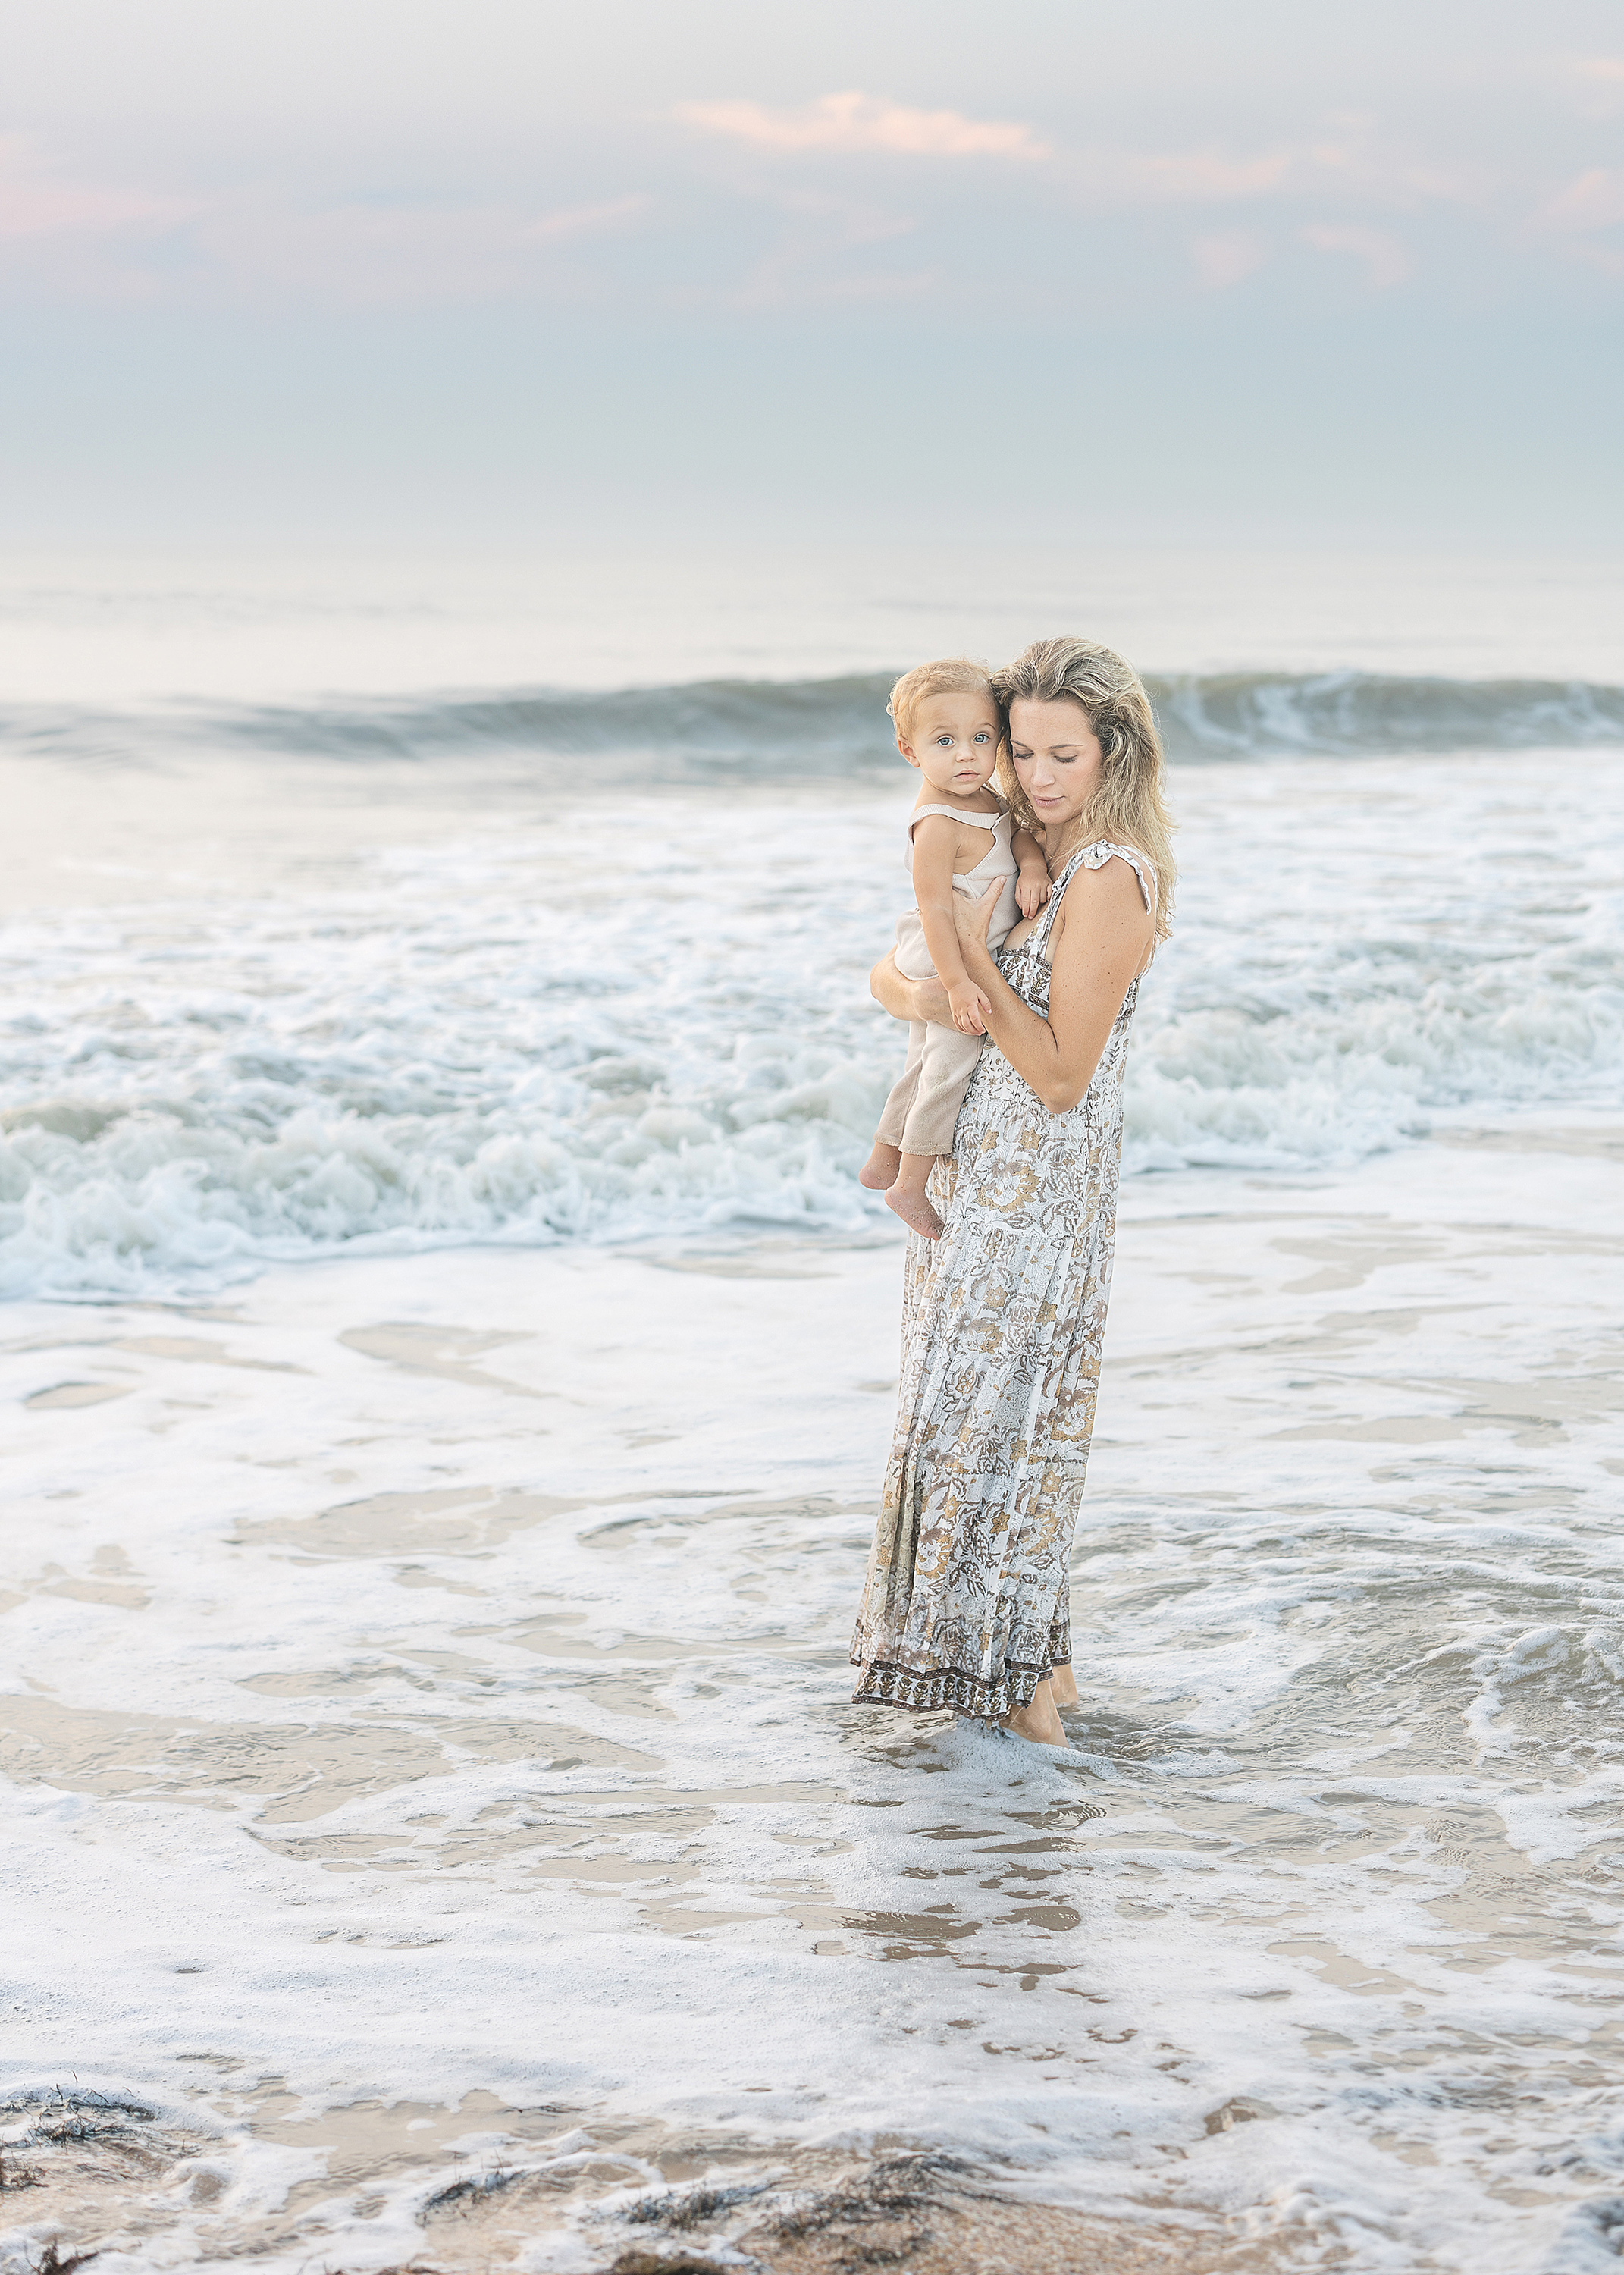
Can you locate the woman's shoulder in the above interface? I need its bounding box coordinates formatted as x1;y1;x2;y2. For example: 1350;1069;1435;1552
1058;839;1155;908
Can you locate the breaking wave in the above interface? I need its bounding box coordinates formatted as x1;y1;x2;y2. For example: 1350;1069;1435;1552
2;745;1620;1300
5;670;1624;777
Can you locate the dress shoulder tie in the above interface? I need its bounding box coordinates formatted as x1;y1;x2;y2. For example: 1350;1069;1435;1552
1039;841;1155;940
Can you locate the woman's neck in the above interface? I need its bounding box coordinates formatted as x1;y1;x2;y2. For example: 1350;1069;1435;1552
1043;818;1094;873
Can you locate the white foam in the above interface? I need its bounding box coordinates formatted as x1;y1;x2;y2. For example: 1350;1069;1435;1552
3;750;1620;1299
4;1133;1624;2269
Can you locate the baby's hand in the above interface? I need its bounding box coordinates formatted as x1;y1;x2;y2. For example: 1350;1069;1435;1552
1016;869;1052;920
948;981;992;1037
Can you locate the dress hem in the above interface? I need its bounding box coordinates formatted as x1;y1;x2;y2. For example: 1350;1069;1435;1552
850;1653;1071;1718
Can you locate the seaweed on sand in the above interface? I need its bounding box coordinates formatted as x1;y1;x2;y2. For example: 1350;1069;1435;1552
608;2257;739;2275
30;2246;101;2275
764;2154;983;2242
623;2179;774;2230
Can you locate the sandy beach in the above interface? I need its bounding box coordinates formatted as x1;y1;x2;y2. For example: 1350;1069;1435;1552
5;1116;1622;2270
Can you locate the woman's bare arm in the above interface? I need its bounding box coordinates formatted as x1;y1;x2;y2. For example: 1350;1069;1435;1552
952;861;1152;1115
869;953;954;1028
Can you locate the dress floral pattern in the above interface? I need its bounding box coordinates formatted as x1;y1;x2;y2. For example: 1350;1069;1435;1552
850;841;1153;1718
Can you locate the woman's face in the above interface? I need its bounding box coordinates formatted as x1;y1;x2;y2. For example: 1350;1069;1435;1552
1007;698;1103;831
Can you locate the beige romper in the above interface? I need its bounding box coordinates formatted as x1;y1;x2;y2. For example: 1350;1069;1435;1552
874;805;1021;1159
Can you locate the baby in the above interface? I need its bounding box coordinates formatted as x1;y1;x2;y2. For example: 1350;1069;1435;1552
860;657;1051;1239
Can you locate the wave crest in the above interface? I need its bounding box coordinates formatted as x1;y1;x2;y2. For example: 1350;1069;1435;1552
7;670;1624;774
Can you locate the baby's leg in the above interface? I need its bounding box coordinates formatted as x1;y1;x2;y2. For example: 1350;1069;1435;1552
884;1025;983;1241
859;1141;901;1191
864;1020;926;1191
886;1152;944;1239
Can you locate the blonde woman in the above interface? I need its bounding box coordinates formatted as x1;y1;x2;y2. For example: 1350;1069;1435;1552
850;637;1176;1749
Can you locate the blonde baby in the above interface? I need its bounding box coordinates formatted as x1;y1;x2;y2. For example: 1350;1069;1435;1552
859;658;1050;1238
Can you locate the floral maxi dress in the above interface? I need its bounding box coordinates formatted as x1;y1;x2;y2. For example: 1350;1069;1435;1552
849;840;1154;1718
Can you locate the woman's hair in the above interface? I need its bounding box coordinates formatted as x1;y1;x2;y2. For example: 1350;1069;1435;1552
990;636;1176;940
886;655;997;744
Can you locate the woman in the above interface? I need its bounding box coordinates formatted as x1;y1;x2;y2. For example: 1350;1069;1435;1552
849;636;1176;1749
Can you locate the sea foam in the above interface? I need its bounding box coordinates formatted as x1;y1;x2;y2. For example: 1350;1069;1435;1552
2;743;1619;1299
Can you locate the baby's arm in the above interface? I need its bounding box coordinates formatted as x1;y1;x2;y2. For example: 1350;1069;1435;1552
911;817;992;1037
1012;826;1052;920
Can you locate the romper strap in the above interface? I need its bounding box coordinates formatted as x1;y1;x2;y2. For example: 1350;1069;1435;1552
908;804;1002;835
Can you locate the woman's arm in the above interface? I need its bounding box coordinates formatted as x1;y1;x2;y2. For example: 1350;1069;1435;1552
953;861;1153;1115
869;953;954;1028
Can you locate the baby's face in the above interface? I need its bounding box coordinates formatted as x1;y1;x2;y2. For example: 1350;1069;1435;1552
901;692;1003;797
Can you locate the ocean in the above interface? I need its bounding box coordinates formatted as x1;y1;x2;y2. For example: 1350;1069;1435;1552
3;543;1623;2273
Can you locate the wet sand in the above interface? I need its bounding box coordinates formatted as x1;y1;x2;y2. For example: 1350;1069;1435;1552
0;2105;1287;2274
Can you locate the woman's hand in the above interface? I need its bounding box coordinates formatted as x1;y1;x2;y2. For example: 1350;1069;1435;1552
869;953;957;1030
952;878;1005;963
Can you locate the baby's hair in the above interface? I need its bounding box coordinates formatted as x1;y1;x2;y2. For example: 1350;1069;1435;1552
886;656;999;745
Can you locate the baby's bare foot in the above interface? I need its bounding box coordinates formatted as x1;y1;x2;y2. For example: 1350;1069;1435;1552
859;1142;901;1191
886;1185;942;1240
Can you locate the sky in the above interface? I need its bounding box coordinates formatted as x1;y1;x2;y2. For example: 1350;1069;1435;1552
2;0;1621;550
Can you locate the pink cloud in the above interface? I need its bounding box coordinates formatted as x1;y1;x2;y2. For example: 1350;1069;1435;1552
707;187;924;308
0;130;651;301
182;193;653;302
1532;166;1624;275
676;91;1049;162
1192;229;1268;288
1569;56;1624;116
1541;167;1624;231
0;138;193;241
522;196;649;243
1299;222;1410;289
1118;152;1290;204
